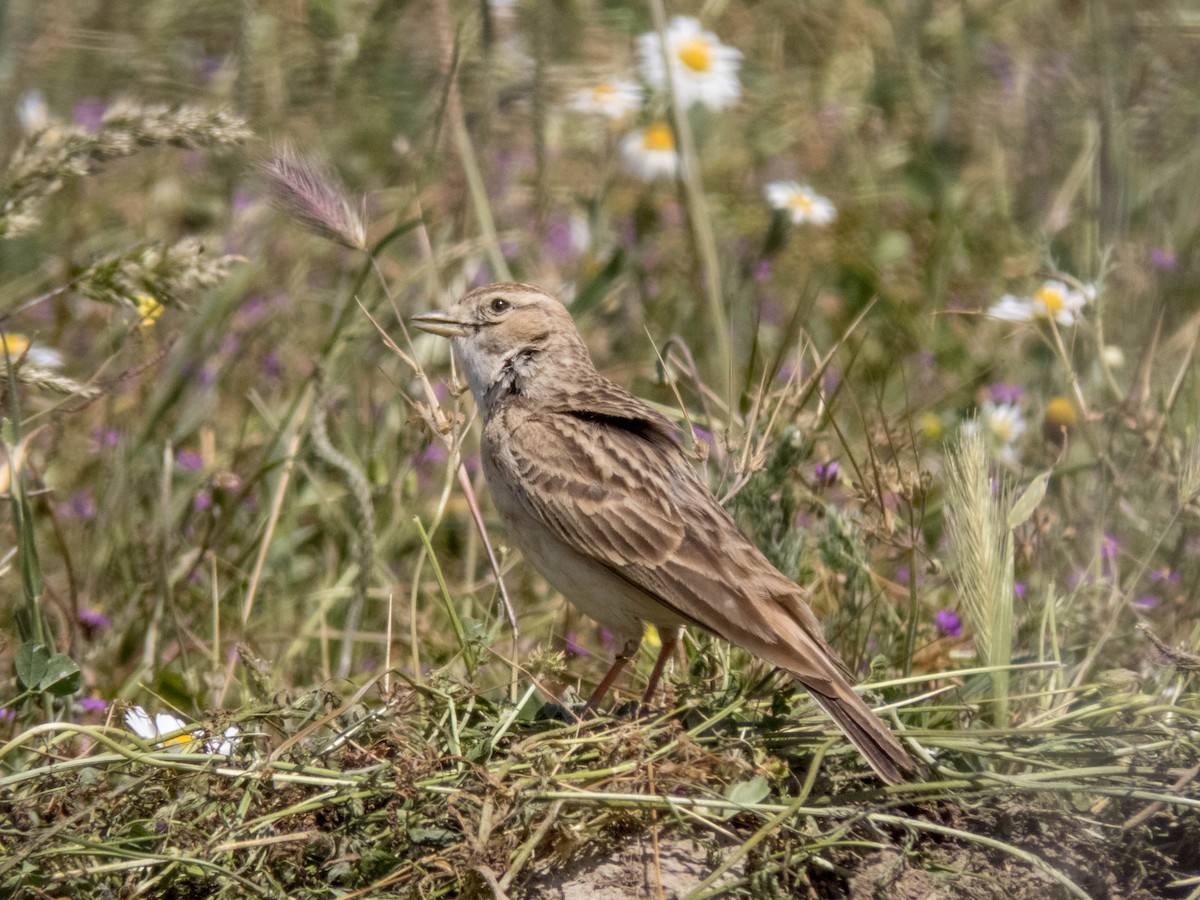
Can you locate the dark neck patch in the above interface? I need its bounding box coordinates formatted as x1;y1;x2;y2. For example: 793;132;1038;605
489;347;537;402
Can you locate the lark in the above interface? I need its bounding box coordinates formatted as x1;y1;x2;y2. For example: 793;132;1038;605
413;283;916;783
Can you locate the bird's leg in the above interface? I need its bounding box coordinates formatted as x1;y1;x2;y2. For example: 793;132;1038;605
585;637;640;710
641;627;681;704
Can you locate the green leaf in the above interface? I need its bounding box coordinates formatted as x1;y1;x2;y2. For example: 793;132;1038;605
38;653;82;696
409;826;456;846
14;641;50;690
723;775;770;807
1009;470;1051;530
461;616;490;644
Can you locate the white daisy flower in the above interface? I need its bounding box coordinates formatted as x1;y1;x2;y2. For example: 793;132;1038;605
987;294;1035;322
987;279;1094;326
621;123;679;181
637;16;741;111
1;334;63;370
765;181;837;226
977;401;1027;464
567;79;643;120
981;400;1026;446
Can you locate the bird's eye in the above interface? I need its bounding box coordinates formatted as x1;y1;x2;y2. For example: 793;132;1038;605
489;297;511;314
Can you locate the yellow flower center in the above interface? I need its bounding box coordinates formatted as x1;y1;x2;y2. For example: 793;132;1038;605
0;334;31;358
1044;397;1077;427
642;124;675;152
677;36;713;73
1034;284;1066;315
789;193;815;215
990;417;1013;444
592;83;617;100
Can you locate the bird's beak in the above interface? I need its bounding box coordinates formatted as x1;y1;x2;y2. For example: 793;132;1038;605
411;308;468;338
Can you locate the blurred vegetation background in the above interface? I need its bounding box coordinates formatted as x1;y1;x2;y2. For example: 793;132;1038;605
3;2;1200;896
0;0;1197;795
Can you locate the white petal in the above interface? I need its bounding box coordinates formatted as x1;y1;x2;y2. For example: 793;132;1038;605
987;296;1034;321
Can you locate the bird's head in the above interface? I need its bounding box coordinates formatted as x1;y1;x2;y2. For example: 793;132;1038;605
412;282;592;411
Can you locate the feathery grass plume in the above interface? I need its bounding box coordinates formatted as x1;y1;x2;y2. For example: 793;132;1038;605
68;238;244;313
261;144;367;251
0;102;250;239
945;423;1015;727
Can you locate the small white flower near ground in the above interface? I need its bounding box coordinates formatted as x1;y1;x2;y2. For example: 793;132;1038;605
765;181;837;226
988;279;1095;326
980;401;1027;463
621;123;679;181
567;79;643;120
982;401;1026;446
0;334;63;369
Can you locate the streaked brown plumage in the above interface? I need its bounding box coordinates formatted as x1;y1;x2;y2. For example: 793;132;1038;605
412;282;916;784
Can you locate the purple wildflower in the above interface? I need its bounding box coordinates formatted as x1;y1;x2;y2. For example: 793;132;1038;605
814;461;839;488
175;449;204;471
1100;533;1119;558
988;383;1025;405
753;259;772;283
90;428;121;452
415;443;448;468
1133;595;1160;610
563;632;591;658
935;608;962;637
80;697;107;714
1100;532;1119;577
78;608;112;631
1014;582;1027;598
262;351;283;380
1148;569;1179;585
58;491;97;520
1149;248;1178;271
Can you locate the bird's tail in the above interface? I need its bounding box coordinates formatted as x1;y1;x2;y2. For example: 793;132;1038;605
807;682;916;785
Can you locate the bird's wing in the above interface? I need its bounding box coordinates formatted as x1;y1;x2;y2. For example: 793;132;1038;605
500;394;688;568
500;392;849;694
